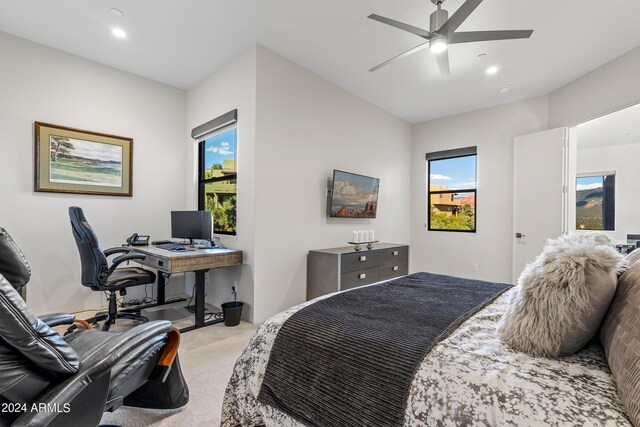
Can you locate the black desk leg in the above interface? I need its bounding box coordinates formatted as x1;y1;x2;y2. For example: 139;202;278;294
157;273;166;305
195;270;206;328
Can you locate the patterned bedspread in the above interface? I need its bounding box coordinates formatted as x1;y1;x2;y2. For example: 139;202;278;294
221;288;632;426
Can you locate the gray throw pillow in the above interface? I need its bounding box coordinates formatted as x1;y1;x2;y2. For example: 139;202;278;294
498;237;622;357
600;259;640;426
625;248;640;266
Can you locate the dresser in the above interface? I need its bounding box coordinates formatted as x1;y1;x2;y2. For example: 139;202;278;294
307;243;409;300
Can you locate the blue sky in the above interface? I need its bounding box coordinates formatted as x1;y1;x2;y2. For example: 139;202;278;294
429;155;476;190
576;175;603;191
204;128;236;169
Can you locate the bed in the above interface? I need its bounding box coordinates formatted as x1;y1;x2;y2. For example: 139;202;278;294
221;272;632;427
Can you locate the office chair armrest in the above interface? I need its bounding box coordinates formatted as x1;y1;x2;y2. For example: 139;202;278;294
40;312;76;327
104;246;132;257
12;320;175;427
106;252;147;275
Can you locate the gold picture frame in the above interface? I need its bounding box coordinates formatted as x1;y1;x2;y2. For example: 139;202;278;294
34;122;133;196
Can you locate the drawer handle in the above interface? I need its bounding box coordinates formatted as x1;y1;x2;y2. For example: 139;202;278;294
359;256;366;262
392;251;399;256
393;266;399;271
359;273;366;279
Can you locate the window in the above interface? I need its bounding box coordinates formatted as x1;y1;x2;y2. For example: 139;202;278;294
576;173;615;231
198;127;237;235
426;147;477;232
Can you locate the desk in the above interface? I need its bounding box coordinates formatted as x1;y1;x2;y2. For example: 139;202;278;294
133;245;243;331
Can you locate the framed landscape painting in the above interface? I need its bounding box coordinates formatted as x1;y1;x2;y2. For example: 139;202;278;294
34;122;133;196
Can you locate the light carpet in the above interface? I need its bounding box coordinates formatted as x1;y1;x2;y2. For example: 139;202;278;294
98;321;257;427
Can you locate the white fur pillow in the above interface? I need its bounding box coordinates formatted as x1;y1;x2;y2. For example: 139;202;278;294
498;235;623;357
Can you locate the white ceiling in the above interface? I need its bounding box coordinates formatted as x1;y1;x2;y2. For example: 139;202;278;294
577;102;640;150
1;0;640;123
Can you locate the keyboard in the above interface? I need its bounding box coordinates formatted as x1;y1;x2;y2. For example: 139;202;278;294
156;243;185;251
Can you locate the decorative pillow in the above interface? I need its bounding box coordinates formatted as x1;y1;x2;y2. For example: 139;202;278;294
546;231;613;248
600;259;640;426
498;238;623;357
625;248;640;266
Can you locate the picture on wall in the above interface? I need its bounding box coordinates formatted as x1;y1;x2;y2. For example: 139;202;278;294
329;170;379;218
34;122;133;196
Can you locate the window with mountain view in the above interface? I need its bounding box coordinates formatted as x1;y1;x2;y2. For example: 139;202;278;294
427;148;477;232
198;127;237;235
576;174;615;231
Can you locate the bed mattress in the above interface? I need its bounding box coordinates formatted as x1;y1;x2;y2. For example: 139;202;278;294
222;285;631;426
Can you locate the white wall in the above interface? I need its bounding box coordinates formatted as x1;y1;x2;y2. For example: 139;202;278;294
410;97;548;284
187;46;412;323
575;142;640;242
252;46;412;322
0;32;187;315
409;45;640;285
548;46;640;127
186;47;258;321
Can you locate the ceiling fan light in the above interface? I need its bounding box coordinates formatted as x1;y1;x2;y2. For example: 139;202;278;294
429;37;448;53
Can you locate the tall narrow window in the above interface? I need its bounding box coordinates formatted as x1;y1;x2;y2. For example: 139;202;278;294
426;147;477;232
198;127;237;235
576;173;615;231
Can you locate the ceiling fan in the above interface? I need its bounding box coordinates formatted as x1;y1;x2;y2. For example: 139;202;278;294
368;0;533;75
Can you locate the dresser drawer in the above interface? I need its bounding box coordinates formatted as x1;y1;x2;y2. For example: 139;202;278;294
341;266;380;291
380;246;408;266
341;251;380;273
379;261;408;281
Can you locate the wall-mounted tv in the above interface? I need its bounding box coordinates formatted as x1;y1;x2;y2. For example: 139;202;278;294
329;170;379;218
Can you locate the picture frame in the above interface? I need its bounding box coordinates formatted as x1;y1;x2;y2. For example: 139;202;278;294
34;122;133;196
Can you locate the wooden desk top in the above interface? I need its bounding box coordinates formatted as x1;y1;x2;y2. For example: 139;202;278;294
133;245;243;274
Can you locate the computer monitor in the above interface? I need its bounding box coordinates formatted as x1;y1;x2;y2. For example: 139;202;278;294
171;211;212;243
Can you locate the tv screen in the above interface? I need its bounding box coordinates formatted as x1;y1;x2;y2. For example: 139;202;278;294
329;170;379;218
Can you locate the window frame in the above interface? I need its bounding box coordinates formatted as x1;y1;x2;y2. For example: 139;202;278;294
197;126;238;236
575;172;615;231
426;147;477;233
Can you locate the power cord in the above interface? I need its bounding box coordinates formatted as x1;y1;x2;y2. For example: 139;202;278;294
119;275;168;308
185;283;223;321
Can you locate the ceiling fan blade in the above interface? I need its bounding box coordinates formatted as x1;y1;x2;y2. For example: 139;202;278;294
368;14;434;40
435;50;450;76
449;30;533;44
436;0;483;38
369;41;430;72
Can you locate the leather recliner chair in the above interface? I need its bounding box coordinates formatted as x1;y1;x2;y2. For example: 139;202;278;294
0;228;189;426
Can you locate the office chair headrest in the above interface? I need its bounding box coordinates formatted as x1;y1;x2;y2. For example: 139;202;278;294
69;206;96;243
0;228;31;291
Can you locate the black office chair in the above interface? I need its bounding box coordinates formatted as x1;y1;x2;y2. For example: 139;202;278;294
69;206;155;331
0;227;189;426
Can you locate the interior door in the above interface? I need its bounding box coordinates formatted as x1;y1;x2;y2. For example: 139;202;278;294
513;128;569;283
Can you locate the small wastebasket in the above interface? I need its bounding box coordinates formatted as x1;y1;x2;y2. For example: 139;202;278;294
221;301;243;327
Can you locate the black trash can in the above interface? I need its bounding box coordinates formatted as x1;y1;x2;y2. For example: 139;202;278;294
221;301;243;327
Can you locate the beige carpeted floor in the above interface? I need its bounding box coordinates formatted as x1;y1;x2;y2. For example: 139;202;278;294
97;320;257;427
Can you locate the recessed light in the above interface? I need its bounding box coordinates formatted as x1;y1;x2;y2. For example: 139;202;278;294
110;8;123;16
112;28;127;39
486;66;498;75
477;53;487;58
499;86;511;93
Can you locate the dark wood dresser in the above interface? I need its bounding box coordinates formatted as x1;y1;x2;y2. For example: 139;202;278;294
307;243;409;300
